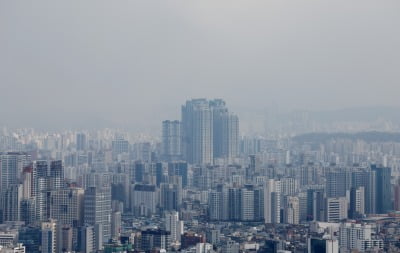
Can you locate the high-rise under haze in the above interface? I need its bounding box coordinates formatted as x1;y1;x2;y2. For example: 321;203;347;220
162;120;182;161
181;99;213;165
76;133;86;152
211;99;239;162
180;99;239;165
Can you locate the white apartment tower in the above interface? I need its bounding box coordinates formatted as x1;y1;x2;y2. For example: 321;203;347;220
264;179;281;224
164;211;183;244
41;219;58;253
284;196;300;224
339;223;383;252
355;187;365;215
326;197;348;222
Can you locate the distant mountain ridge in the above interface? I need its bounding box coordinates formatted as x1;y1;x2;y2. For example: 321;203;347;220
306;106;400;123
293;131;400;143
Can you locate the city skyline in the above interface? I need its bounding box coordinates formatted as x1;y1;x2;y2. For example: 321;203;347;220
1;113;400;252
1;1;399;252
1;0;400;132
1;104;400;136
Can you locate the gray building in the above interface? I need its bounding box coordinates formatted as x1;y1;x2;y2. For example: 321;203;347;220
50;187;84;227
84;186;112;243
162;120;182;161
131;184;157;216
0;152;30;193
112;136;129;158
211;99;239;162
352;170;376;214
76;133;87;151
181;99;214;165
78;225;95;253
372;165;392;213
181;99;239;165
160;183;182;212
141;229;171;251
0;184;23;222
326;170;349;198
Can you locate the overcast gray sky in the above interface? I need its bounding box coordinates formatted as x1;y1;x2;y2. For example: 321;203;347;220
1;0;399;132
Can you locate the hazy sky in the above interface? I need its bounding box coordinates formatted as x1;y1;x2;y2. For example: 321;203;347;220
1;0;399;132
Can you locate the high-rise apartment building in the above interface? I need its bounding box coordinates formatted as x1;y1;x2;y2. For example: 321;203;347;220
284;196;300;224
0;184;23;222
31;160;64;223
76;133;86;151
112;136;129;158
326;170;349;198
371;165;392;213
181;99;239;165
141;229;171;251
0;152;30;193
211;99;239;161
164;211;183;244
326;197;347;222
111;211;121;240
299;165;317;187
131;184;157;216
84;186;112;244
21;165;35;199
308;237;339;253
210;185;263;222
168;162;188;187
162;120;182;161
34;160;50;222
60;225;73;253
339;223;383;252
394;178;400;211
50;187;84;227
280;177;299;196
349;186;365;218
20;198;36;225
181;99;213;165
209;190;224;221
41;219;58;253
78;225;95;253
306;187;325;221
240;187;255;221
49;160;64;190
160;183;182;212
264;179;281;224
352;170;376;214
155;162;164;186
132;142;152;162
